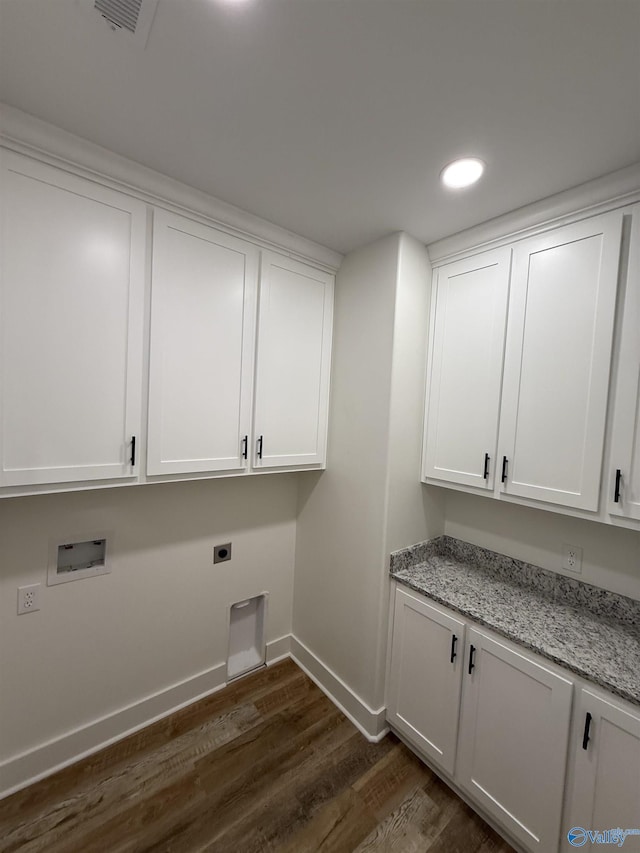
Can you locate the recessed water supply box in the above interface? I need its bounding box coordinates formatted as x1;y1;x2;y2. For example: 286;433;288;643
227;594;267;680
47;534;111;585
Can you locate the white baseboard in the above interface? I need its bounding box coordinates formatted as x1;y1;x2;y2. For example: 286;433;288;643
0;634;387;799
265;633;292;665
290;636;388;742
0;662;228;800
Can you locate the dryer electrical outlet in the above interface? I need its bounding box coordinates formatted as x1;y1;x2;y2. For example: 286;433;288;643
214;543;232;564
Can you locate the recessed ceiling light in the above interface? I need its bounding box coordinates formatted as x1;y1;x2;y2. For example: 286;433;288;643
440;158;485;189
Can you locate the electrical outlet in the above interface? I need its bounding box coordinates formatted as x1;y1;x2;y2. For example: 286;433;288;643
213;543;232;564
17;583;41;615
562;544;583;574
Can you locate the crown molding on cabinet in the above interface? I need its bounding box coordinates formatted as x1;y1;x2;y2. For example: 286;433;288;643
427;162;640;267
0;103;343;273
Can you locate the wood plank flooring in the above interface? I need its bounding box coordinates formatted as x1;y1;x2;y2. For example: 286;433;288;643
0;659;515;852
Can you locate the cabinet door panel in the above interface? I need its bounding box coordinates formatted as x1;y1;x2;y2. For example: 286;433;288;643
458;628;573;852
609;207;640;521
562;689;640;853
253;252;333;469
387;588;465;775
499;212;622;510
147;210;257;475
423;248;511;489
0;152;145;486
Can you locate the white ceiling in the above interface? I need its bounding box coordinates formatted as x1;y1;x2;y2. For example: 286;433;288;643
1;0;639;255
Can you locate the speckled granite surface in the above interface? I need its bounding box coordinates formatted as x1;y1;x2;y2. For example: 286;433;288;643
390;536;640;707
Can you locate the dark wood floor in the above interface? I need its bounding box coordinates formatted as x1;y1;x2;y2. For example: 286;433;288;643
0;659;514;852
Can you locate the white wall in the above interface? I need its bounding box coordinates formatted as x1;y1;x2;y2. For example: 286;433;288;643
444;491;640;600
385;235;445;555
294;232;444;717
0;475;297;773
376;234;445;701
294;234;398;711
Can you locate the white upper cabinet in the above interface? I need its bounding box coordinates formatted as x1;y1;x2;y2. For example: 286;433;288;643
0;146;336;497
498;212;622;511
147;210;258;476
252;252;333;469
608;206;640;522
423;248;511;490
423;208;628;519
0;151;145;487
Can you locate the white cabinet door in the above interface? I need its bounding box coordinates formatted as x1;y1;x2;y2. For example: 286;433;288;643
147;210;258;476
562;688;640;853
387;587;465;775
253;252;333;469
423;248;511;490
0;152;145;487
499;212;622;510
457;628;573;853
608;206;640;522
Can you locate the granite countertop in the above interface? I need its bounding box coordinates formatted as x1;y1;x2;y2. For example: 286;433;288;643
390;536;640;708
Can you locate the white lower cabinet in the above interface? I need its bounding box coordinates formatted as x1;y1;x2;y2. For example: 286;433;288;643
561;688;640;853
388;583;581;853
457;627;573;852
388;583;640;852
387;588;465;775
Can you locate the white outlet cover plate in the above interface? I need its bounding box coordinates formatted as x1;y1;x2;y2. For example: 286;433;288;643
18;583;41;615
562;544;583;573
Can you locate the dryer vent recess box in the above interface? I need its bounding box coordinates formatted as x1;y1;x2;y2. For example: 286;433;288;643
48;538;110;586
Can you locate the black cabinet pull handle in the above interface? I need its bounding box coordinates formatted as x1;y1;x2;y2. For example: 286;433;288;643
483;453;490;480
582;711;592;750
614;469;622;503
130;435;136;467
257;435;263;459
501;456;508;483
450;634;458;663
241;435;248;460
468;644;476;675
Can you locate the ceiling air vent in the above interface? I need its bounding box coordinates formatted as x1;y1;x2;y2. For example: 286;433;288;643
88;0;159;47
95;0;143;34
